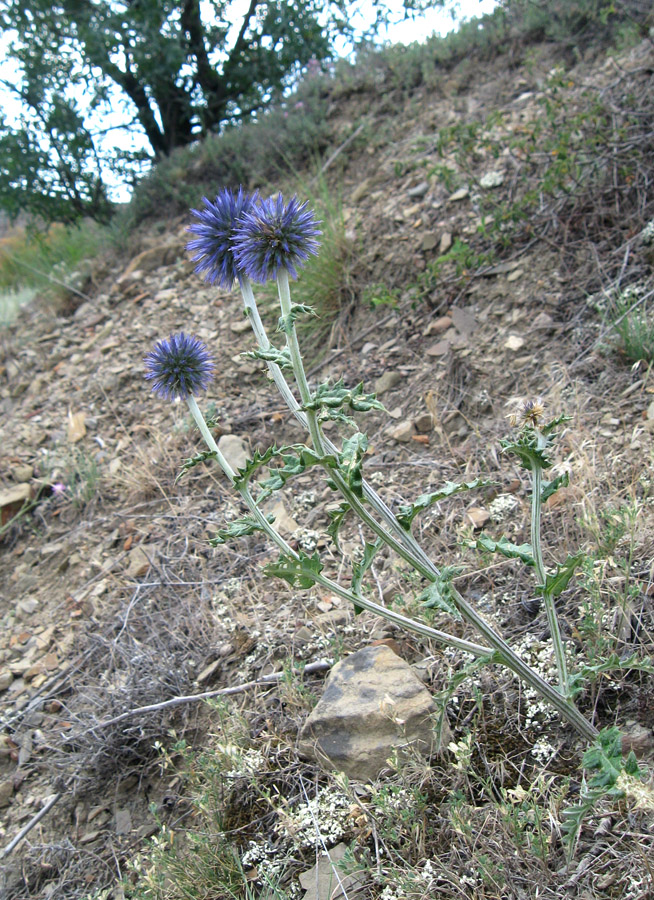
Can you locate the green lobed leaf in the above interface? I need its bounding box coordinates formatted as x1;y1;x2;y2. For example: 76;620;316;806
568;652;654;698
264;551;323;590
209;513;274;546
176;450;218;482
339;432;368;498
397;478;491;530
351;539;383;614
538;553;582;597
540;471;569;503
303;379;386;415
277;303;318;334
500;428;552;471
258;445;338;499
472;533;535;566
326;500;350;550
417;566;463;619
242;346;292;369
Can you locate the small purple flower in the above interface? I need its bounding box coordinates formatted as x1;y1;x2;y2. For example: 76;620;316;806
144;332;215;401
187;187;258;288
233;193;321;283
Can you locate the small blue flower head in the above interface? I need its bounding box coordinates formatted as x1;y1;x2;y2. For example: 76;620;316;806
144;332;215;401
232;193;321;283
187;187;258;288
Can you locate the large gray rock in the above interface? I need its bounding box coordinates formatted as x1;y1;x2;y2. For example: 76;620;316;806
299;645;450;781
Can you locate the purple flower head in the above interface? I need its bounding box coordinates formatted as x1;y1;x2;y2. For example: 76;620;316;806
232;193;321;284
144;332;215;401
187;187;258;288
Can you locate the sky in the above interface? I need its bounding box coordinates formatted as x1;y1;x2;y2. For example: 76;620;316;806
0;0;498;202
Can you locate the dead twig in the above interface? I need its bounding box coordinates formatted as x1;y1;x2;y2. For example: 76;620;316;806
0;793;62;859
77;660;332;735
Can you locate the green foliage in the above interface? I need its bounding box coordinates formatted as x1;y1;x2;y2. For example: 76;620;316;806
561;725;644;860
396;478;490;531
471;533;535;566
0;1;449;226
0;221;104;296
609;287;654;365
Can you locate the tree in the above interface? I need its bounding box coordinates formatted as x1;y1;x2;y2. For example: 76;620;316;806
0;0;443;224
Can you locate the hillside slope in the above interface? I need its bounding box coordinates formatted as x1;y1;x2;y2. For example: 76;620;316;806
1;30;653;900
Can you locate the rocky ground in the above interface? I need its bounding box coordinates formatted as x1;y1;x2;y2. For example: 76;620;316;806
1;32;653;900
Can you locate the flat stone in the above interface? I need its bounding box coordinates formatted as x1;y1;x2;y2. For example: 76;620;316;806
12;465;34;483
0;780;14;808
0;670;13;691
374;371;402;395
299;843;363;900
388;420;416;443
426;339;451;357
505;335;525;351
448;187;469;202
439;231;453;254
465;507;490;529
230;317;252;334
115;807;133;834
217;434;249;472
299;645;450;781
425;316;452;336
407;181;429;198
413;413;434;434
422;232;438;252
16;598;39;619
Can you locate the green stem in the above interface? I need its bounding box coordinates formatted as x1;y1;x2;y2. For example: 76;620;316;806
186;395;236;483
188;389;489;659
531;461;569;696
236;278;597;741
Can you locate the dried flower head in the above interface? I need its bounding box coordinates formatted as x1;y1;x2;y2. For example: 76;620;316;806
232;193;321;283
509;398;545;428
187;187;258;288
144;332;215;401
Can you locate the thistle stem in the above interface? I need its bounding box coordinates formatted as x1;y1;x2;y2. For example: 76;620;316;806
531;460;569;696
238;276;596;741
186;395;236;483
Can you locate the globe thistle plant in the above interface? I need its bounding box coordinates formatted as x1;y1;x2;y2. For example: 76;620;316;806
187;187;259;288
233;193;321;283
141;187;612;748
144;332;215;401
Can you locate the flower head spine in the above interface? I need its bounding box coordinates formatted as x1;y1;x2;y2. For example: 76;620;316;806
187;187;258;288
232;193;321;284
144;332;215;401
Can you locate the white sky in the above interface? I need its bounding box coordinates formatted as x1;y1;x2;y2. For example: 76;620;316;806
0;0;498;202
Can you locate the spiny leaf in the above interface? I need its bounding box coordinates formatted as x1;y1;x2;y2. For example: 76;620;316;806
351;540;383;614
243;346;292;369
540;471;569;503
541;413;572;436
539;553;582;597
326;501;350;550
258;445;338;499
176;450;217;482
397;478;491;530
303;379;386;415
277;303;317;334
500;428;552;471
264;551;323;589
417;567;463;619
473;533;535;566
208;513;273;546
569;652;654;698
339;432;368;498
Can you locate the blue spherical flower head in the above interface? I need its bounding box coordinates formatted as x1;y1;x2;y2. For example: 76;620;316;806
187;187;258;288
144;332;215;401
233;193;321;283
